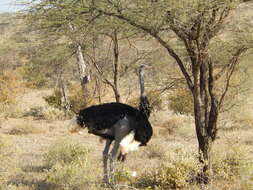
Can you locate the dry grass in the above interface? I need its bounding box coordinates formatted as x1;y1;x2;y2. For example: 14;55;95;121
6;122;44;135
0;118;252;190
0;87;253;190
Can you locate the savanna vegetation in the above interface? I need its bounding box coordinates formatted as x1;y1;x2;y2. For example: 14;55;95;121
0;0;253;189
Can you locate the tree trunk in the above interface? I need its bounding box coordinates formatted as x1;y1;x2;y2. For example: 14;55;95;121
59;77;70;117
112;87;121;103
192;60;219;183
76;44;90;101
194;98;213;183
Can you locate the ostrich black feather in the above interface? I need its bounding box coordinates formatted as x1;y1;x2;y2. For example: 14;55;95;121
77;102;153;145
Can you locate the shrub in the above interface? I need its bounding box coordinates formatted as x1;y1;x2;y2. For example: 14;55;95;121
112;166;133;184
44;140;92;190
168;88;193;115
155;162;196;188
42;107;66;120
143;143;166;159
20;62;47;88
44;139;90;168
67;83;95;112
128;90;163;111
137;161;199;189
212;145;252;180
134;144;201;189
43;89;62;110
23;106;44;119
46;162;90;190
0;104;23;118
0;70;24;105
160;117;181;135
44;83;96;115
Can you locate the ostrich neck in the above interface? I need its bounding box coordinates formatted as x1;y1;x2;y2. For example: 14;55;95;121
139;68;145;98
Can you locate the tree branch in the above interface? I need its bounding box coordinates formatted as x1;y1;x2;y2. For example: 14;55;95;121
219;47;248;107
96;9;194;91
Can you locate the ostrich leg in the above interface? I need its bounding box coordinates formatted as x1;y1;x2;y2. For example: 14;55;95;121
109;141;120;182
103;139;112;183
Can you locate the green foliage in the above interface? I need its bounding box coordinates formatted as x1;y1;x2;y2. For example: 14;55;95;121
168;88;193;115
44;83;96;114
43;89;62;110
154;162;195;189
137;160;199;189
44;139;90;168
44;139;91;190
21;62;48;88
128;90;163;111
113;167;133;183
67;83;93;113
0;70;24;105
213;145;252;180
46;162;90;190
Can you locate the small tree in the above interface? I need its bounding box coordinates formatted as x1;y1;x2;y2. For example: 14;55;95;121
91;0;253;179
26;0;91;98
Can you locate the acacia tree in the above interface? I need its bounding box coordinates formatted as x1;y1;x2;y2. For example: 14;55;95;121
26;0;150;103
88;0;253;177
26;0;93;98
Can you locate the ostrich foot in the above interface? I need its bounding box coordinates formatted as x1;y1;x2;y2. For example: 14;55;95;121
117;152;127;162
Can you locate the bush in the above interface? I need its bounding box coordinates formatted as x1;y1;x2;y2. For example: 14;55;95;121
136;161;199;189
168;88;193;115
43;89;62;110
143;143;166;159
67;83;95;112
160;117;181;135
112;166;134;184
212;145;252;180
44;139;90;168
42;107;66;120
154;162;196;188
44;83;96;114
0;70;24;105
46;162;90;190
23;106;44;119
0;104;23;118
128;90;163;111
44;139;92;190
20;62;47;88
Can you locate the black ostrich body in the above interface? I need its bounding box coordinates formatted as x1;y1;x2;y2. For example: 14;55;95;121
71;64;153;183
77;102;153;145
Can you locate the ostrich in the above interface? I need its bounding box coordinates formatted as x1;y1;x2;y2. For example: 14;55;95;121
69;64;153;182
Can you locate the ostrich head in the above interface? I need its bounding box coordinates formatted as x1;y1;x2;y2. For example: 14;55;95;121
67;115;86;133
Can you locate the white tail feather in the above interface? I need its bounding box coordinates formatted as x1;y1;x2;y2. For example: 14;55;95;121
120;131;141;154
